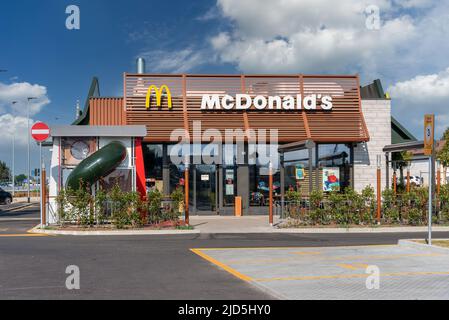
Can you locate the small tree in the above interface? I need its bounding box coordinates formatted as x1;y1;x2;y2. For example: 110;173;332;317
0;161;11;181
438;127;449;184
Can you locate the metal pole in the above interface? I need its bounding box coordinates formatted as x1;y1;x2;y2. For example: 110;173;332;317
184;157;190;226
12;117;15;197
39;142;43;227
393;171;397;197
26;97;37;203
269;161;274;226
11;101;18;198
42;165;47;227
27;99;30;203
376;155;382;224
406;168;411;193
428;155;433;246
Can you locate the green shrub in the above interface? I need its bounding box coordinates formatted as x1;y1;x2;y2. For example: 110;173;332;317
361;186;376;225
147;189;163;224
108;185;144;229
171;186;184;214
383;207;400;224
328;190;348;225
94;187;108;225
286;190;302;202
408;208;424;225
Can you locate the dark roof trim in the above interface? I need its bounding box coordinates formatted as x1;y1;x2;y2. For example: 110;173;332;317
72;77;100;126
360;79;388;100
391;116;417;143
383;141;424;153
278;140;316;153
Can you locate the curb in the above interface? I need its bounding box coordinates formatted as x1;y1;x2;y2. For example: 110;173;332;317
27;225;449;236
29;226;200;236
274;226;449;233
398;239;449;254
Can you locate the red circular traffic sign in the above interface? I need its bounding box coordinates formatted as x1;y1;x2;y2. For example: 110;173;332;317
31;122;51;142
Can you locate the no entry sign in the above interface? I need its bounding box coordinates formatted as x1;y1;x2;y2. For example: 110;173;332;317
31;122;51;142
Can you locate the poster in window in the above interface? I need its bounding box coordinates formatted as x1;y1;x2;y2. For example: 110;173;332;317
323;167;340;192
295;164;305;180
225;170;234;195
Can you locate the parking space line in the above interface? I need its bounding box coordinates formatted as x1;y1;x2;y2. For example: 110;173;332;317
255;271;449;283
190;249;254;282
291;251;322;255
337;263;369;270
195;244;395;251
218;252;443;266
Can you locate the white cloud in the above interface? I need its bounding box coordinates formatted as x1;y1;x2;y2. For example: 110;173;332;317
394;0;434;8
388;67;449;139
0;81;51;174
208;0;425;75
203;0;449;138
0;113;31;147
138;49;210;73
0;81;50;117
389;67;449;102
0;113;47;176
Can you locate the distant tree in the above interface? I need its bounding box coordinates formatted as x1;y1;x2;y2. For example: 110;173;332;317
15;174;27;185
438;127;449;183
0;161;11;181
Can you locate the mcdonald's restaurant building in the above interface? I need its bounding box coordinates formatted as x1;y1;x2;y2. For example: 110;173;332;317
72;67;416;216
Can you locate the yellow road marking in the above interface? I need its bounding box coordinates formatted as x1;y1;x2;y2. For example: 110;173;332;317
332;253;442;260
0;233;49;237
291;251;321;255
195;244;395;251
256;271;449;282
337;263;369;270
190;249;253;282
218;252;442;266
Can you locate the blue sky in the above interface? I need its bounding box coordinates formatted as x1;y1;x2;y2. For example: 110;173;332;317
1;0;448;175
0;0;231;124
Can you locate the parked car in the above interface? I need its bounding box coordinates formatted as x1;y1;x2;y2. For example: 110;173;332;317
397;176;423;187
0;187;12;205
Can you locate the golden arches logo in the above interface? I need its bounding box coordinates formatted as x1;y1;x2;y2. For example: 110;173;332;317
145;85;173;109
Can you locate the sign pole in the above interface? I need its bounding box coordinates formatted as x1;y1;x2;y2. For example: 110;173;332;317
428;155;432;245
424;114;435;246
30;122;51;228
269;162;274;226
39;142;43;227
376;155;381;225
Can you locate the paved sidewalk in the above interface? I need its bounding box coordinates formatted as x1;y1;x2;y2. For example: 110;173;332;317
190;216;449;234
190;216;279;233
192;244;449;300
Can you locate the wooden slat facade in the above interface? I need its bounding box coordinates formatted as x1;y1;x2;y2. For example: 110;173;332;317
117;74;370;143
90;97;126;126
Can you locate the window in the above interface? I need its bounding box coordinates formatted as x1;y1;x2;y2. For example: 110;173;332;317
143;144;163;191
318;144;352;192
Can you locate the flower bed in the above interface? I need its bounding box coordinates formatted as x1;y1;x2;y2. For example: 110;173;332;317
280;186;449;228
56;183;185;230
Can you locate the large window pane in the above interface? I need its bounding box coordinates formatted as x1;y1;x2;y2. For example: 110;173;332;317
318;144;352;192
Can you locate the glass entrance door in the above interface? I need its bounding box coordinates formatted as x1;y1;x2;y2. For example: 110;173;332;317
194;165;217;214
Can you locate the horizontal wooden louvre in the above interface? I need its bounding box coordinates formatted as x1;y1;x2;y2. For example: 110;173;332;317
90;97;125;126
124;74;369;143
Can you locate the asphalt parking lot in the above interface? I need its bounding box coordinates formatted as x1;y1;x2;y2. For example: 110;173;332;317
2;205;449;299
192;244;449;300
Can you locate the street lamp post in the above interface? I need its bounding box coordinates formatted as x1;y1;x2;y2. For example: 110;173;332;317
27;97;37;203
11;101;17;197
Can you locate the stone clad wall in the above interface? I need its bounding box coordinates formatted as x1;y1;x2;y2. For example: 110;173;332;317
353;99;392;192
